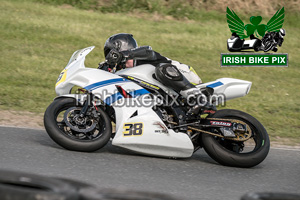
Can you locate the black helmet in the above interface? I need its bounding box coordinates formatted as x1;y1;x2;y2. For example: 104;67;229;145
104;33;138;57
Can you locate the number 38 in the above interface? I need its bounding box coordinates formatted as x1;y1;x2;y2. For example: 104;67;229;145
123;123;143;136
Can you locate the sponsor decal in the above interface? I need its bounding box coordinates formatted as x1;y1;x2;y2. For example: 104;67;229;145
210;121;232;127
56;69;67;86
204;110;216;114
125;76;160;90
154;130;168;133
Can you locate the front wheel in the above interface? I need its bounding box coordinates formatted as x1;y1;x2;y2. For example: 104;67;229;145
201;109;270;168
44;98;112;152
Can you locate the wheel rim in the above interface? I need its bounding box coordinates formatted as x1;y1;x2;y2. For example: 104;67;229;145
55;104;106;141
211;117;263;154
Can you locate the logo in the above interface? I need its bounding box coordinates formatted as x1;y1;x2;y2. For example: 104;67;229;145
210;121;232;127
221;7;288;67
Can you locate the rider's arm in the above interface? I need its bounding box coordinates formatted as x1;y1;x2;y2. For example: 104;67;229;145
122;46;157;61
136;51;171;66
102;46;158;69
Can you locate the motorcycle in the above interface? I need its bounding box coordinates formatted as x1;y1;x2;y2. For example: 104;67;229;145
44;46;270;168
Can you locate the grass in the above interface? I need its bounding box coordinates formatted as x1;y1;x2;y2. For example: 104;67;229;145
0;0;299;144
33;0;300;18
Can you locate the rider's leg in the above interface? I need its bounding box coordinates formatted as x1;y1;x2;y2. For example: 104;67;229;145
155;63;211;114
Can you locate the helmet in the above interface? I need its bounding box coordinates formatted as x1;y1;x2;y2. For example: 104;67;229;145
104;33;138;57
279;28;286;37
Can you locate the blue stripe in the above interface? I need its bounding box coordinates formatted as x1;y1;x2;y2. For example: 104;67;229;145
206;81;223;88
104;89;150;105
84;78;129;91
128;89;150;97
89;81;128;91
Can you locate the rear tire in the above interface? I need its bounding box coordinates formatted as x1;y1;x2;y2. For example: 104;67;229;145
44;98;112;152
201;109;270;168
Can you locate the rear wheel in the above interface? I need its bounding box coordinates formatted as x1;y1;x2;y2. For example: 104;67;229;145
201;109;270;168
44;98;112;152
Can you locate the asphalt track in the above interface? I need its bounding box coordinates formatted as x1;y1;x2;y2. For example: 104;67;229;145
0;126;299;200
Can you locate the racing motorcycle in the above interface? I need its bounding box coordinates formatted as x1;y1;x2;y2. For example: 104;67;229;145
44;46;270;168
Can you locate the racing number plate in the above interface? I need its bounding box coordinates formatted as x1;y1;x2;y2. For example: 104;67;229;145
123;123;144;137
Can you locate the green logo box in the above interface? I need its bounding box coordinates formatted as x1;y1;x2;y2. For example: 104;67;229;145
221;53;288;67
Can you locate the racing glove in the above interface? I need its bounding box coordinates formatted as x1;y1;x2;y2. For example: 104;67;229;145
105;46;157;69
106;49;123;66
122;46;157;61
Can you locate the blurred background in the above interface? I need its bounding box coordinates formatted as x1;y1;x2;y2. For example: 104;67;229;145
0;0;299;146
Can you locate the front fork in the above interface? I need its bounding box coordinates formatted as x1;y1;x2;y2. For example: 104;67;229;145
79;91;97;117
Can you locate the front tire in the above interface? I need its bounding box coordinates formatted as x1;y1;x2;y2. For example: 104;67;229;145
44;98;112;152
201;109;270;168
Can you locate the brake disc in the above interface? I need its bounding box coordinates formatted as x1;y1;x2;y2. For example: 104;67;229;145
63;107;97;133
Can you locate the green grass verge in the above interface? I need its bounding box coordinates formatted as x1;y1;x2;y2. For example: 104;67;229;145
0;0;299;143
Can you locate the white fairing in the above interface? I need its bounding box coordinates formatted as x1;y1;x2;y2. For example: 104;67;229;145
197;78;252;100
112;100;194;158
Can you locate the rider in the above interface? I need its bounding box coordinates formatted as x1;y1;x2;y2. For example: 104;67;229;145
98;33;210;114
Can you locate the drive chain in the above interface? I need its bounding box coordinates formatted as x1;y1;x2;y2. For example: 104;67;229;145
169;118;252;142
